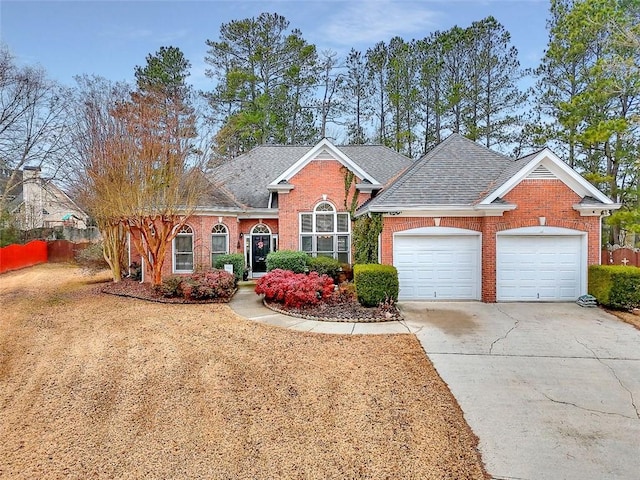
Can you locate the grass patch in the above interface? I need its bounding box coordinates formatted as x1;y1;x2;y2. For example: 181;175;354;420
0;264;487;479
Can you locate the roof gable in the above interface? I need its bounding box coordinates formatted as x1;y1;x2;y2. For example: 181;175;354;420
269;138;380;187
209;142;411;210
481;148;614;206
360;133;513;211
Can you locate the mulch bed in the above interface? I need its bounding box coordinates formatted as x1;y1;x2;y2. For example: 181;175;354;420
264;294;403;323
607;308;640;330
100;278;233;304
102;278;400;322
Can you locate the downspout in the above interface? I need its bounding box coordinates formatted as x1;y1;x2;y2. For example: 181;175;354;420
599;214;602;265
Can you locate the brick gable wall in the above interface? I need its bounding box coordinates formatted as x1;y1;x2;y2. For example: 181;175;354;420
278;159;368;252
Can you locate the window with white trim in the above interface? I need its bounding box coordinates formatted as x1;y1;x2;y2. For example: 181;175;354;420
173;225;194;272
300;202;350;263
211;224;228;266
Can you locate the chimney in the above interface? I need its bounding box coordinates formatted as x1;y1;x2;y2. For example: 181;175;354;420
22;166;43;229
22;165;41;180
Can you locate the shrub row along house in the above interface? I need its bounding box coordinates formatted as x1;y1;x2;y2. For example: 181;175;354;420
132;134;619;303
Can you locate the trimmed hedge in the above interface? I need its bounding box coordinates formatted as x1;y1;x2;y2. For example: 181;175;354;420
354;264;399;307
213;253;245;283
266;250;309;273
307;255;341;278
589;265;640;310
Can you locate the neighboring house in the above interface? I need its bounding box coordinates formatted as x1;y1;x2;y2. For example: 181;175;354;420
4;166;89;230
148;134;619;303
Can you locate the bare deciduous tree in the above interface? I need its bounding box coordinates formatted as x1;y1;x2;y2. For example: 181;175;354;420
0;45;71;214
113;89;208;285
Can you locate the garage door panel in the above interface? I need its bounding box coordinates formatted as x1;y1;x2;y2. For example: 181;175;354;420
497;235;582;302
394;234;480;300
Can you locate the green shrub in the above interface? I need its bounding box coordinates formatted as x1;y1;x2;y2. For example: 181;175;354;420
213;253;245;283
307;255;341;278
353;264;399;307
128;261;142;281
589;265;640;310
75;242;109;272
156;275;184;297
266;250;309;273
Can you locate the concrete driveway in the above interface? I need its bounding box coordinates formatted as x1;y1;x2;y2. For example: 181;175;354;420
400;302;640;480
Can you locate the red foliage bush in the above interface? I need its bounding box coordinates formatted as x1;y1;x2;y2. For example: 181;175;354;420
255;269;335;309
156;270;236;300
187;270;236;300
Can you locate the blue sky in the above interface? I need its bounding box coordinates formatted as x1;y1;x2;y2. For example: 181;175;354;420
1;0;550;90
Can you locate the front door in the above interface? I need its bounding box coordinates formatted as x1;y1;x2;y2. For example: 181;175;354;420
251;235;270;274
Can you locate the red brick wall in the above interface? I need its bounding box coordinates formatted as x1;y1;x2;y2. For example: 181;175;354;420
128;215;240;280
381;180;601;302
238;219;279;238
278;160;368;251
500;179;600;265
139;160;369;281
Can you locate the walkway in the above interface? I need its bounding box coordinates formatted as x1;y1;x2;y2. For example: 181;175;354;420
229;286;412;335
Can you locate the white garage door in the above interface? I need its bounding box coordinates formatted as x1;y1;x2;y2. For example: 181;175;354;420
497;235;583;301
394;233;480;300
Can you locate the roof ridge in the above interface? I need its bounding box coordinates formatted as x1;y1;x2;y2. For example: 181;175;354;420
516;147;546;161
450;133;515;162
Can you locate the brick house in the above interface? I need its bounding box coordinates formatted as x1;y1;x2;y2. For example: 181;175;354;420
143;134;618;302
357;134;619;302
143;138;411;280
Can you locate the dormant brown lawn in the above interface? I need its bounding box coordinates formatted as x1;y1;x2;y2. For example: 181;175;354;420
0;265;487;479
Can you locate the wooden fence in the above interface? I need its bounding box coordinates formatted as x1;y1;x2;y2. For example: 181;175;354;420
601;248;640;267
0;240;92;274
47;240;91;263
0;240;48;274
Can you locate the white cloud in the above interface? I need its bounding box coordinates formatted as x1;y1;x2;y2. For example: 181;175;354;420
319;1;440;47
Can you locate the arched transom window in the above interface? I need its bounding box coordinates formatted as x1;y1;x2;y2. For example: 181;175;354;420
300;202;350;263
173;225;194;273
211;224;228;266
252;224;271;234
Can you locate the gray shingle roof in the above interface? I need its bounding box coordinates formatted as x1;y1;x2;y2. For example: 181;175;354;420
208;144;412;209
485;149;543;198
200;181;245;209
363;133;516;209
